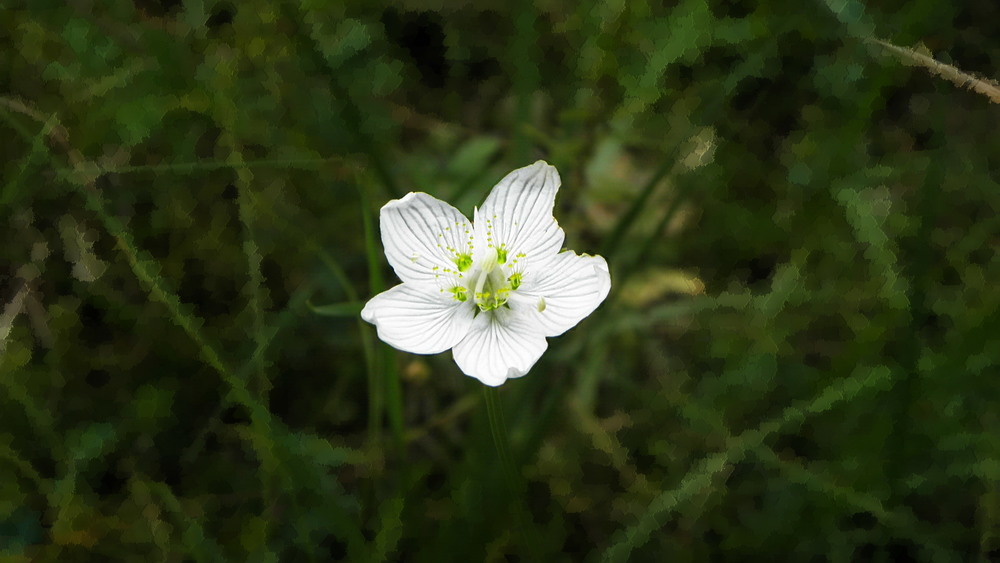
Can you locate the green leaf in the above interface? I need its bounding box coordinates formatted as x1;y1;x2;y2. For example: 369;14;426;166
69;423;117;464
308;300;363;317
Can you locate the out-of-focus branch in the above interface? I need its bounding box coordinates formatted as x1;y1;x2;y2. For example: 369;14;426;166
868;37;1000;104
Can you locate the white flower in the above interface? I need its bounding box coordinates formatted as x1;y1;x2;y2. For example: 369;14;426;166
360;161;611;386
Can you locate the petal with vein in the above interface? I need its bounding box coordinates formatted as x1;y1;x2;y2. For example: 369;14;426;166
361;284;475;354
380;192;473;286
476;161;565;266
452;308;548;386
516;251;611;337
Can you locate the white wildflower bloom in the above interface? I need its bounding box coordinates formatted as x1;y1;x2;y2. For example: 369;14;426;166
361;161;611;386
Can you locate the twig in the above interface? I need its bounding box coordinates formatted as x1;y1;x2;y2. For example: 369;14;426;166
868;38;1000;104
0;282;30;355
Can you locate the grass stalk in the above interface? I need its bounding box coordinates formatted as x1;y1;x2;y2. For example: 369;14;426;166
483;386;540;559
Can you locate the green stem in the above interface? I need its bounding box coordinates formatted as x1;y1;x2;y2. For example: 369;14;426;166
600;157;676;260
483;387;538;559
887;150;941;502
621;172;698;285
510;0;540;163
57;156;346;176
358;175;386;453
280;2;401;199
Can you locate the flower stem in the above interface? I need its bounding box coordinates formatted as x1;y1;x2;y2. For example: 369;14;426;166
483;387;539;559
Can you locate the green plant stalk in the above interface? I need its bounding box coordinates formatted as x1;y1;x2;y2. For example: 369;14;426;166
2;113;58;209
59;156;346;177
280;2;401;199
674;386;954;558
224;137;272;549
866;38;1000;104
510;0;540;164
359;176;386;452
0;100;291;552
600;157;676;261
887;151;942;503
602;365;895;562
223;140;270;402
483;387;540;559
358;172;406;463
624;172;698;283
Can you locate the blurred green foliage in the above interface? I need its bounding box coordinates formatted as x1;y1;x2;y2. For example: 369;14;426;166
1;0;998;561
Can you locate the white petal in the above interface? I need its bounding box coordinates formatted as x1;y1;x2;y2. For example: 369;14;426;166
380;192;474;286
476;161;565;267
361;283;475;355
452;307;548;386
516;251;611;337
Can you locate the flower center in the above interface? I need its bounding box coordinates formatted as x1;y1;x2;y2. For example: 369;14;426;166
471;248;512;312
445;247;526;312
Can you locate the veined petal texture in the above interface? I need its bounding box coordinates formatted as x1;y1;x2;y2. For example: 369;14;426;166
361;283;475;355
452;307;548;386
380;192;474;286
476;161;565;268
517;251;611;337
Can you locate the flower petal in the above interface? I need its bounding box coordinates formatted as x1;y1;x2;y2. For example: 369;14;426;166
515;251;611;337
452;308;548;386
380;192;474;286
476;161;565;267
361;283;475;354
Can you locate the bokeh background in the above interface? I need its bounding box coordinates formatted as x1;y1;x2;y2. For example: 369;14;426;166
2;0;998;561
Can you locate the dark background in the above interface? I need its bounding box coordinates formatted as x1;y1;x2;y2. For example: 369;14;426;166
1;0;998;560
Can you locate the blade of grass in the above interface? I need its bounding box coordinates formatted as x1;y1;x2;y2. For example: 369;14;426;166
241;180;385;480
601;364;894;562
308;301;364;317
621;171;699;285
182;281;319;465
572;338;608;415
555;291;753;367
241;186;357;303
599;157;675;261
372;494;405;562
1;96;284;504
241;175;383;468
236;282;319;383
832;171;907;310
358;171;404;460
4;96;375;559
980;414;1000;557
609;0;714;130
220;138;270;398
885;154;942;504
143;478;227;563
569;397;655;499
2;113;60;209
81;186;257;411
0;375;59;453
403;394;479;444
0;441;46;492
815;0;876;38
60;155;348;176
510;0;540;163
674;383;957;559
281;2;401;199
484;387;540;559
220;134;272;553
752;447;955;561
0;281;29;356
